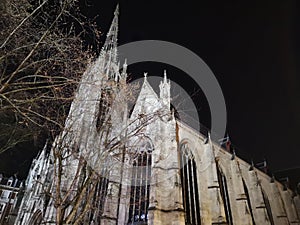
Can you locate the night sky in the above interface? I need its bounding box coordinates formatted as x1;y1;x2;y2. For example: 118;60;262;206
1;1;299;187
91;0;300;175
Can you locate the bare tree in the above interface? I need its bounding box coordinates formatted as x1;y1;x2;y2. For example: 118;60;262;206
0;0;99;154
0;1;172;224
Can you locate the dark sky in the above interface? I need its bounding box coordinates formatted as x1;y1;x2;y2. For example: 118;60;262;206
88;0;300;174
0;1;299;186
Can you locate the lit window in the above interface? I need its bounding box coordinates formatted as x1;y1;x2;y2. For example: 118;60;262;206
128;137;153;224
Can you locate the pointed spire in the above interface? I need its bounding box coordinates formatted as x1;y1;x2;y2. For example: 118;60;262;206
102;4;119;54
99;4;120;80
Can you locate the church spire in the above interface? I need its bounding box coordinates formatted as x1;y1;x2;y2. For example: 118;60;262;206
101;4;119;56
99;4;122;81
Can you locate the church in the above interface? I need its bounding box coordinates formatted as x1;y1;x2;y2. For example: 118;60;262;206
13;5;300;225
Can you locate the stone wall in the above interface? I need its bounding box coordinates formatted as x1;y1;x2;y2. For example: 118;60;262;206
177;120;300;225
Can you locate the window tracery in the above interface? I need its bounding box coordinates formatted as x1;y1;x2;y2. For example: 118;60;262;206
128;136;153;224
179;142;201;225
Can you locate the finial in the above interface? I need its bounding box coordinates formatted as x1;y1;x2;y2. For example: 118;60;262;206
204;136;209;144
144;72;148;79
270;174;275;183
121;58;127;74
231;148;236;160
208;132;212;144
249;160;254;171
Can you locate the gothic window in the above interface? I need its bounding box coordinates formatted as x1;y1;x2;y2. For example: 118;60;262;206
262;190;275;225
242;179;256;225
128;137;153;224
179;142;201;225
28;210;43;225
87;168;109;224
217;166;233;225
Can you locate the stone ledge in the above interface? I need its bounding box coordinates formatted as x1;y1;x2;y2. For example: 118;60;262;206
148;206;184;212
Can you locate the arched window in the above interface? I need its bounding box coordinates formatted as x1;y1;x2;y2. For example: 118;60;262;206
262;190;275;225
76;163;110;224
28;210;43;225
89;174;109;223
180;142;201;225
217;166;233;225
128;137;153;224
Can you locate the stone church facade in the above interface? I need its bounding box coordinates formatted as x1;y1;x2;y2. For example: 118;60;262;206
13;5;300;225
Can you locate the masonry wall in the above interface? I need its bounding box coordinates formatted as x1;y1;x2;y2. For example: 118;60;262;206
176;121;300;225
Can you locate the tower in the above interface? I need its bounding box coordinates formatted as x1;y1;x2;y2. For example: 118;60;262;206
14;5;129;225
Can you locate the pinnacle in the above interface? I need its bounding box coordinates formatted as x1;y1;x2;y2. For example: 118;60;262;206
163;70;167;83
114;4;119;16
